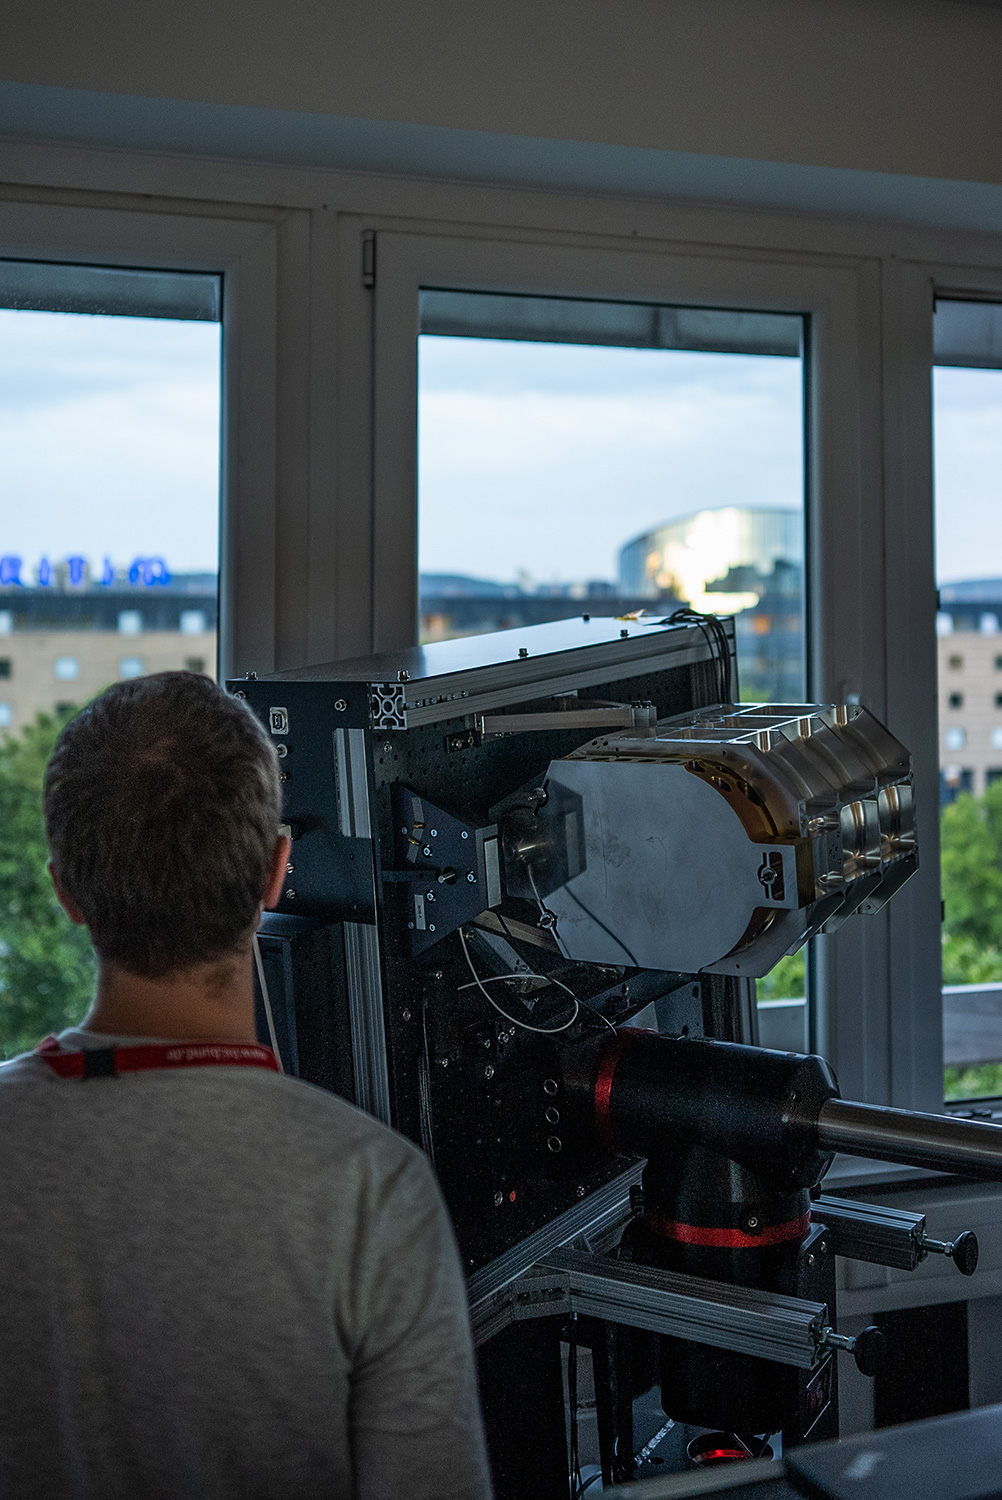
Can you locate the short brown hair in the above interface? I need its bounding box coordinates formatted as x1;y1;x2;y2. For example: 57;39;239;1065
44;672;282;977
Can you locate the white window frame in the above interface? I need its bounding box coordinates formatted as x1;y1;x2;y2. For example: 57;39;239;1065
0;195;311;681
368;226;942;1125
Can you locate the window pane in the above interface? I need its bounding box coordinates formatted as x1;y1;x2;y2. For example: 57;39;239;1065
417;288;808;1030
934;300;1002;1101
0;272;221;1058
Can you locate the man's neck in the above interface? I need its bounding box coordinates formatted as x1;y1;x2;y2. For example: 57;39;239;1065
81;949;258;1043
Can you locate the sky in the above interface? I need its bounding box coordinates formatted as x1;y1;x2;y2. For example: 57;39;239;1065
0;308;221;579
934;366;1002;585
418;336;804;586
0;310;999;591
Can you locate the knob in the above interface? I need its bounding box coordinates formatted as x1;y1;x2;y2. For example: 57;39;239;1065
851;1325;887;1378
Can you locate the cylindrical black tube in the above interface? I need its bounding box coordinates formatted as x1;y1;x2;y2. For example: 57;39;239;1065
818;1098;1002;1180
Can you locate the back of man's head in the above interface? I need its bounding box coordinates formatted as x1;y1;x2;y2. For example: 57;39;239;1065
44;672;282;978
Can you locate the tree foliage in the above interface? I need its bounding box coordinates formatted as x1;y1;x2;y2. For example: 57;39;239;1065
941;780;1002;986
0;710;94;1059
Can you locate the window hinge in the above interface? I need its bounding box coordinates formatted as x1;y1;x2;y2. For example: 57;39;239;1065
362;232;376;290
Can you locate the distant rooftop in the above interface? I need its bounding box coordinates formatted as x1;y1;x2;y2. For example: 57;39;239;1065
940;579;1002;604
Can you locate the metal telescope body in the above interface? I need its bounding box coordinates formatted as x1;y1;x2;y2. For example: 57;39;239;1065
229;617;1002;1496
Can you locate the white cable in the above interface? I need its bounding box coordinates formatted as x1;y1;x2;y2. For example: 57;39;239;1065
457;970;618;1036
458;927;580;1035
252;932;285;1073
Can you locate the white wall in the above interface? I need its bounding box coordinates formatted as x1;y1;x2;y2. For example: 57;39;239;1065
2;0;1002;186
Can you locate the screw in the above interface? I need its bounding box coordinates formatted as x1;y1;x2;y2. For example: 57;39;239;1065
430;829;438;837
425;891;436;902
485;1065;495;1079
286;863;295;874
577;1185;587;1198
494;1191;504;1206
428;923;436;932
519;647;529;658
400;826;409;835
407;921;414;929
482;1038;492;1049
285;889;296;900
437;1057;449;1068
807;1253;816;1266
461;831;469;840
547;1136;563;1153
432;970;444;980
467;872;477;883
383;741;393;752
397;669;409;682
402;1009;412;1021
543;1078;559;1096
818;1240;827;1253
747;1216;759;1229
422;845;432;857
275;743;288;759
620;628;629;639
233;690;247;699
334;698;347;712
246;671;258;680
545;1107;560;1124
279;772;288;782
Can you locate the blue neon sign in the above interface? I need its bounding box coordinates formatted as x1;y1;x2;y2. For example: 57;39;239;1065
0;556;172;588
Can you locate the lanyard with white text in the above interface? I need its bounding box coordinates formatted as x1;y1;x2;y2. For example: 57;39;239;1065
34;1035;280;1080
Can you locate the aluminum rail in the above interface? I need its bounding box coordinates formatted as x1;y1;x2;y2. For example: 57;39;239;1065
818;1097;1002;1180
471;1247;829;1368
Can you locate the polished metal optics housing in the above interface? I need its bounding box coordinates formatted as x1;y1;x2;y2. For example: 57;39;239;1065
509;701;916;976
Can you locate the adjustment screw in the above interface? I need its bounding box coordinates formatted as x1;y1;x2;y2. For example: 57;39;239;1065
494;1191;504;1207
334;698;347;712
467;872;477;883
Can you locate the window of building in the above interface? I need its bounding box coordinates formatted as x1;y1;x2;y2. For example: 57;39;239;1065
184;656;206;674
417;288;808;1032
949;654;964;670
935;297;1002;1101
179;610;206;636
0;659;10;679
0;703;11;729
0;259;221;1061
948;692;964;708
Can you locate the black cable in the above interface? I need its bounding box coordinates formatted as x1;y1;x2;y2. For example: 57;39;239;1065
561;883;641;968
667;606;734;705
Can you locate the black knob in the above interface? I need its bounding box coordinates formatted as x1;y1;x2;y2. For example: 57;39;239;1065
852;1325;887;1379
951;1231;979;1277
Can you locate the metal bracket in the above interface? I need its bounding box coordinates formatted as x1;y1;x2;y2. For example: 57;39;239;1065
471;1247;830;1369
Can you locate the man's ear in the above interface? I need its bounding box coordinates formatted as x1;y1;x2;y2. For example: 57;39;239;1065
48;862;87;926
262;834;293;911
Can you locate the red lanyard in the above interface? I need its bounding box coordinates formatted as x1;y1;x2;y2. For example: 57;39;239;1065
34;1035;280;1080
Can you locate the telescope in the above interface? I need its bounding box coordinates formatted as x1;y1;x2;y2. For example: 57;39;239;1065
230;616;1002;1495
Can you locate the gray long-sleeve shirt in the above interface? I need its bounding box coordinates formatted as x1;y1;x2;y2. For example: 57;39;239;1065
0;1029;492;1500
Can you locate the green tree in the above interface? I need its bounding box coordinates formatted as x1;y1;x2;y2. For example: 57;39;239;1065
0;709;94;1059
941;781;1002;987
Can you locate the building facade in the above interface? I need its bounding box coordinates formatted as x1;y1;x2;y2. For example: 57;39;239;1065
0;572;217;733
937;581;1002;803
